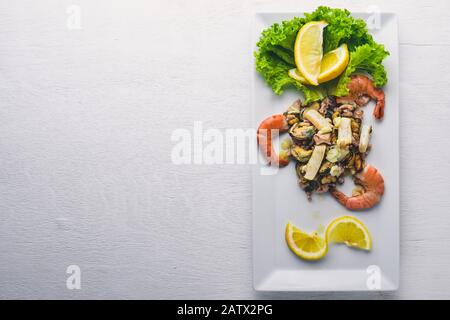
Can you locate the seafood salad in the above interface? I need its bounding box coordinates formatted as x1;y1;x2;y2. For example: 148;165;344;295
254;7;391;261
292;96;369;197
257;75;385;210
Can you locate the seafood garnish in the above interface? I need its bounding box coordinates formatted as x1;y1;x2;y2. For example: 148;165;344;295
289;122;315;143
257;82;386;209
304;145;327;180
291;146;312;163
358;124;372;153
330;165;385;210
303;109;333;134
257;114;289;167
336;75;386;119
254;7;392;268
336;117;352;148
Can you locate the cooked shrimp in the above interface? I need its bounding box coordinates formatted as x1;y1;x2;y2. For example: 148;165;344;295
257;114;289;167
336;75;385;119
329;165;384;210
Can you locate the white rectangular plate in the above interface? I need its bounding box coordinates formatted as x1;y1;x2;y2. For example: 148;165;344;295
253;12;399;291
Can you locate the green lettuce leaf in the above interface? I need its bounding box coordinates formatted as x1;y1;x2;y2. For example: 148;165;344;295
254;50;326;102
304;7;374;52
254;6;389;103
332;43;389;97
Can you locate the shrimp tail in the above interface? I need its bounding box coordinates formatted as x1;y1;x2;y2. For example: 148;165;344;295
372;88;385;119
329;188;349;207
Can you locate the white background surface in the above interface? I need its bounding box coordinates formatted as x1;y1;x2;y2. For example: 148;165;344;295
0;0;449;299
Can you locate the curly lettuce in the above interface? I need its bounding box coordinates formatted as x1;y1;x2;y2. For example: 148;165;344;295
254;51;326;102
254;6;389;103
331;43;389;97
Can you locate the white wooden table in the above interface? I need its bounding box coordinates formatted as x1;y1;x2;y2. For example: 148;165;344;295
0;0;449;299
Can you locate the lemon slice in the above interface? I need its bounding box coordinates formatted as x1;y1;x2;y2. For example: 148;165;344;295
288;68;309;84
317;43;349;83
294;21;328;86
285;222;328;260
326;216;372;251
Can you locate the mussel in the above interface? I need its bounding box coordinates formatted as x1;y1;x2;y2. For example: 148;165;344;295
291;146;313;163
289;122;315;143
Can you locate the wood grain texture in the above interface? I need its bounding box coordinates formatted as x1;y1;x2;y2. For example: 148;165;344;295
0;0;449;299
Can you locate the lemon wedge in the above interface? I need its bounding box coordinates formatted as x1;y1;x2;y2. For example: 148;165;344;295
317;43;349;83
289;43;349;85
326;216;372;251
288;68;310;84
294;21;328;86
285;222;328;260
